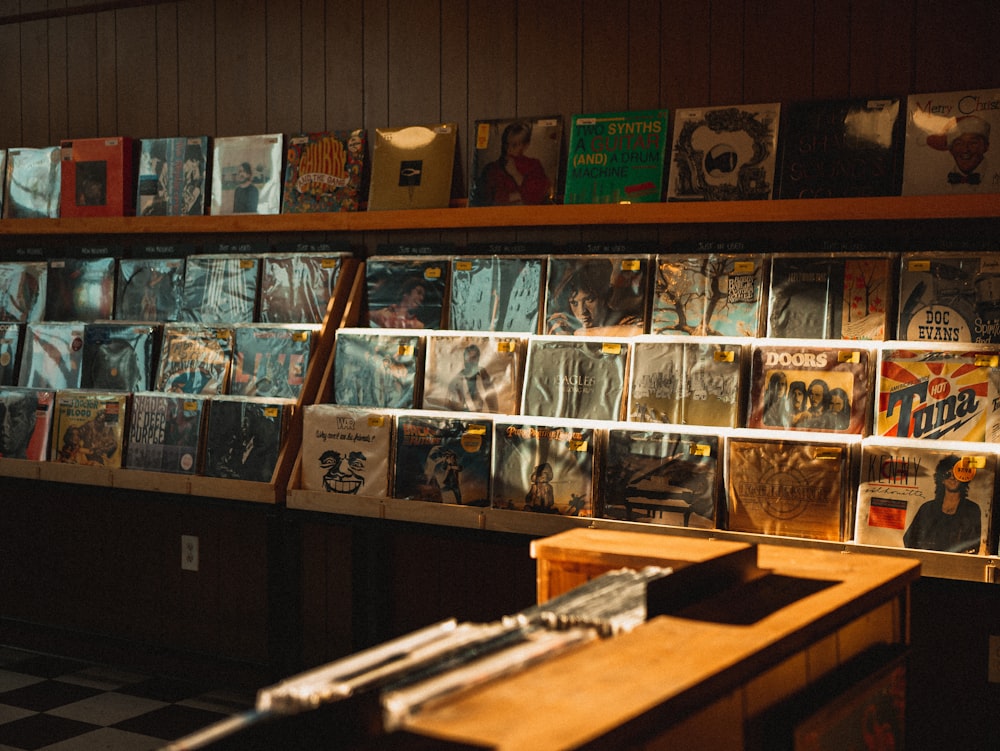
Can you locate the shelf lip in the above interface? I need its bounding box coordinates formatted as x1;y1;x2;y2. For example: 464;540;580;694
1;194;997;236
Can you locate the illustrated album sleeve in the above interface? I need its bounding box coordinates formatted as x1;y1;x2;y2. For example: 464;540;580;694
136;136;209;216
51;389;129;468
300;405;394;497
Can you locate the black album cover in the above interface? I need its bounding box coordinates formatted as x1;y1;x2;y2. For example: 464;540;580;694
230;323;319;399
0;323;22;386
393;412;493;506
364;256;449;329
333;329;422;409
259;250;349;324
627;336;746;428
51;390;129;468
544;256;650;337
180;254;260;324
80;322;159;392
0;387;54;460
300;405;394;496
422;332;525;414
45;256;116;322
125;391;206;475
603;426;722;528
19;322;85;390
154;324;234;395
3;146;61;218
0;261;46;322
115;257;186;322
521;336;629;421
202;396;293;482
449;255;545;333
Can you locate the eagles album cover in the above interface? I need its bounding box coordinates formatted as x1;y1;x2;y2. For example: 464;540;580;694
154;324;234;395
422;332;526;414
0;387;54;461
300;404;394;497
333;328;423;409
51;389;129;468
125;391;206;475
202;396;294;482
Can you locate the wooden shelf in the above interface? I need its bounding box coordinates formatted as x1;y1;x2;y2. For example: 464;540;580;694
0;194;997;236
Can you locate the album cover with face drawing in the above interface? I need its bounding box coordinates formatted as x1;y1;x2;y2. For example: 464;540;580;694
300;404;394;497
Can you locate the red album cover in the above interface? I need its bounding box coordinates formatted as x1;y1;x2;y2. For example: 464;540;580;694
59;137;135;217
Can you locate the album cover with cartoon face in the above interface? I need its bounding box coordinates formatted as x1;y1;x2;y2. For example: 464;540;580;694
301;404;394;497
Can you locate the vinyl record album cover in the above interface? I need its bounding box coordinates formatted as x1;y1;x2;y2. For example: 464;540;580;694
367;122;457;210
154;324;234;395
202;396;294;482
667;103;780;201
422;332;526;414
115;256;186;322
3;146;61;218
80;322;158;392
0;323;21;386
603;425;722;528
210;134;284;215
365;256;449;329
544;256;650;337
0;387;54;460
230;323;319;399
855;437;996;555
492;418;597;517
768;253;895;340
179;254;260;324
901;88;1000;196
51;389;129;467
873;342;1000;442
45;256;116;323
333;328;423;409
125;391;206;475
747;340;874;434
725;430;858;541
19;322;85;390
776;97;904;199
449;255;545;333
0;261;46;322
136;136;209;216
563;109;669;204
522;336;629;421
896;252;1000;344
259;250;348;324
651;252;766;337
393;412;493;506
282;129;366;213
627;336;746;427
59;136;135;217
300;404;394;496
468;116;562;206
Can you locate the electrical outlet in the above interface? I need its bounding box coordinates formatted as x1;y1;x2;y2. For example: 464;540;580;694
990;634;1000;684
181;535;199;572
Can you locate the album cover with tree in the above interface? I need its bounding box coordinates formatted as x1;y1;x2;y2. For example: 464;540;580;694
300;404;394;497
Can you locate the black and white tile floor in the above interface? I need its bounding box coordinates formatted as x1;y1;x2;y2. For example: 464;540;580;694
0;646;254;750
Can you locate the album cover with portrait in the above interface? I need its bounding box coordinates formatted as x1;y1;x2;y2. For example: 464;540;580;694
896;252;1000;344
125;391;206;475
3;146;61;218
0;323;21;386
45;255;116;323
651;252;766;337
136;136;209;216
115;256;186;322
367;122;457;210
873;342;1000;442
202;395;294;482
0;387;54;460
449;254;546;333
80;322;159;392
282;129;367;213
627;335;747;428
725;429;860;541
154;323;234;395
522;336;630;421
19;322;85;390
365;255;449;329
422;332;526;414
333;328;423;409
393;411;493;507
50;389;129;468
747;339;874;434
602;424;723;528
259;246;350;324
855;436;997;555
544;255;651;337
901;88;1000;196
210;134;284;215
468;116;562;206
0;261;47;322
59;136;135;217
492;417;598;517
767;253;896;340
667;103;780;201
179;254;260;324
300;404;394;497
230;323;320;399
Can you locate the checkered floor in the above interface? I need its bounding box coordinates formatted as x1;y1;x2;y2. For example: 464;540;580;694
0;646;254;750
